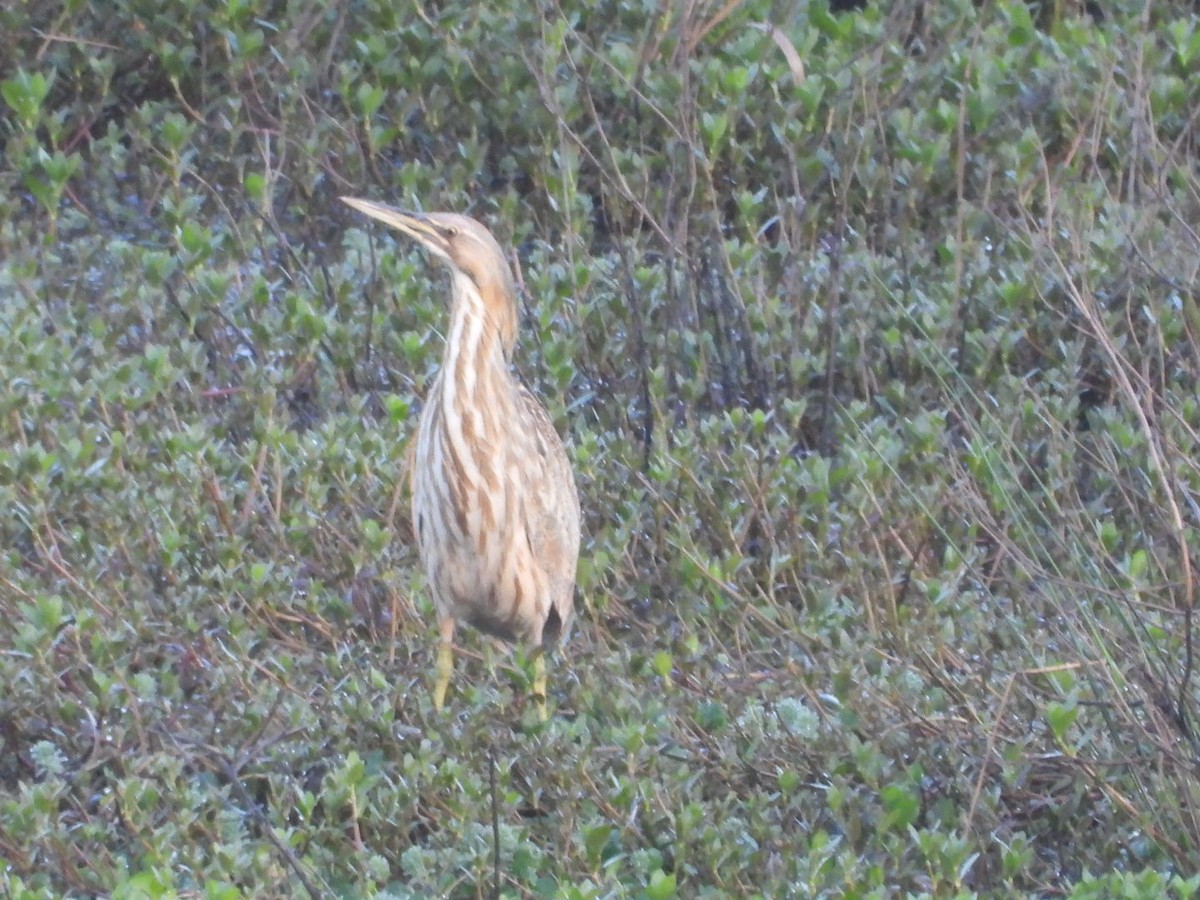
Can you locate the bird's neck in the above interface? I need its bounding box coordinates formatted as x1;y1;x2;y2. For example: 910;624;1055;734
441;272;516;411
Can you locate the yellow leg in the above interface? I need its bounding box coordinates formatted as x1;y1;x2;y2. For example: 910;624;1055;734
532;651;548;722
433;616;455;711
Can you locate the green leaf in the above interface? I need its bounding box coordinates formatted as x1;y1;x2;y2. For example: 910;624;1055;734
584;824;615;867
244;171;265;200
810;5;849;41
26;594;65;635
343;750;365;787
880;783;920;832
1097;519;1119;553
1;70;51;128
695;701;727;732
385;394;410;423
1046;702;1078;745
645;869;677;900
1126;549;1148;582
1002;0;1036;46
651;650;673;679
356;82;387;120
700;111;728;149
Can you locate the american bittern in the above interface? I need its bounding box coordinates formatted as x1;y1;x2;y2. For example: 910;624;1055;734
341;197;581;717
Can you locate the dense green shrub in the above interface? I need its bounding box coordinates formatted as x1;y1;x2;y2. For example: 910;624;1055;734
2;0;1200;895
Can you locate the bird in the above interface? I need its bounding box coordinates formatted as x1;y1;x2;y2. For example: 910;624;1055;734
341;197;581;718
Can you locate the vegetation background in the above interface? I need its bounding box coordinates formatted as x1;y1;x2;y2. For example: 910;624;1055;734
2;0;1200;896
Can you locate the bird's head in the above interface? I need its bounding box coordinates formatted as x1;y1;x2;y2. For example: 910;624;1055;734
341;197;519;351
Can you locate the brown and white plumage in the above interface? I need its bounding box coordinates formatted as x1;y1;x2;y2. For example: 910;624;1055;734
341;197;580;715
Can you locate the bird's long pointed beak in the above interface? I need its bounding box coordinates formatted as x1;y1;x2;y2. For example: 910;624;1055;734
340;196;450;260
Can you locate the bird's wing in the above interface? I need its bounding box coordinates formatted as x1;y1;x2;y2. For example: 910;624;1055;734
516;385;581;623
